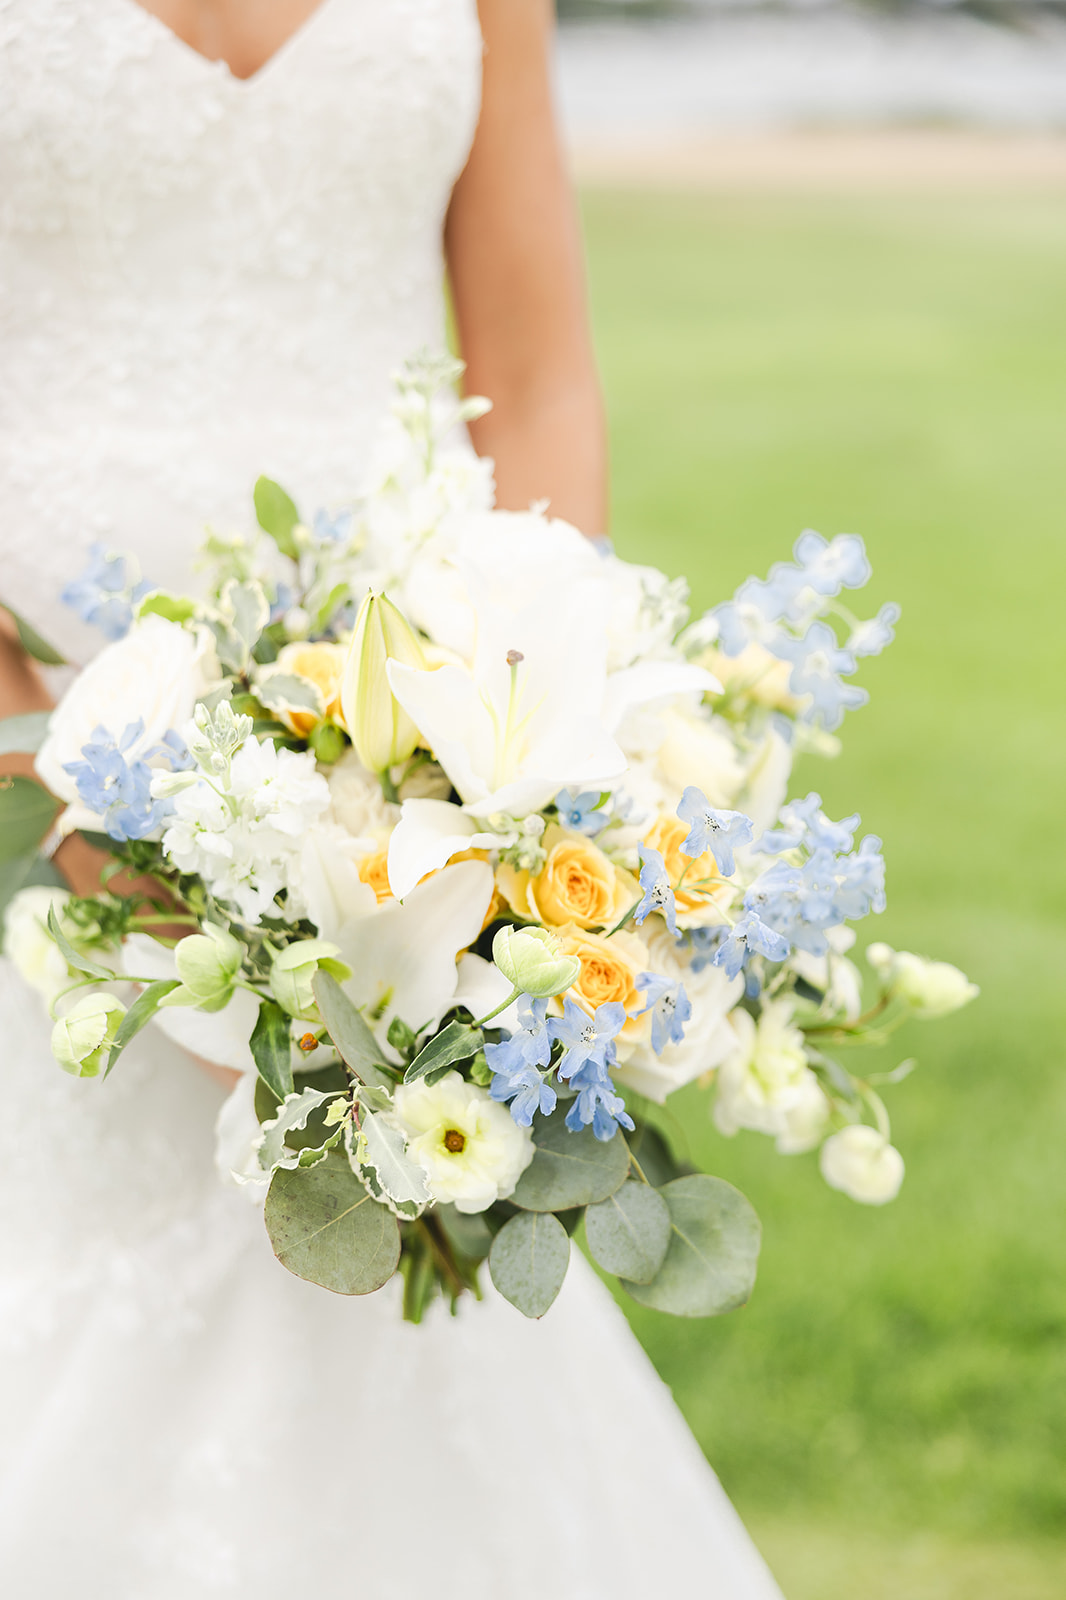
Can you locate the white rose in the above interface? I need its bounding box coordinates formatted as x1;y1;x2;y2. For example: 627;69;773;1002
2;885;75;1005
656;705;747;809
35;615;215;807
614;923;743;1102
867;943;978;1018
714;999;816;1139
820;1125;904;1205
326;750;398;839
390;1070;533;1214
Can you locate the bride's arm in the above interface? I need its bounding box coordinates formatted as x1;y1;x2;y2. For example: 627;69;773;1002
445;0;607;537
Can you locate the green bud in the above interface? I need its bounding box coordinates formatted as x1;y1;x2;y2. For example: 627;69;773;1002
160;923;243;1012
340;592;426;775
269;939;353;1021
309;720;347;765
51;992;126;1078
491;925;582;999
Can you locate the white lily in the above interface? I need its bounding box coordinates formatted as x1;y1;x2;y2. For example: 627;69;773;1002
332;859;494;1039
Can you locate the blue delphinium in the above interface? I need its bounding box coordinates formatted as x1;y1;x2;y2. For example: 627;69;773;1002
791;530;871;598
63;722;172;841
769;621;869;731
848;601;901;658
548;998;633;1140
61;544;151;641
312;507;353;544
554;788;605;837
676;787;754;877
486;997;556;1126
634;844;679;936
712;910;790;980
635;972;692;1055
686;925;728;973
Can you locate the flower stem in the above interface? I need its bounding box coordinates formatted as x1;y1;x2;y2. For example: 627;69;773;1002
475;987;522;1026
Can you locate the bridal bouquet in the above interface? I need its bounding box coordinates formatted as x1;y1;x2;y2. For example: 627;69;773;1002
1;354;977;1323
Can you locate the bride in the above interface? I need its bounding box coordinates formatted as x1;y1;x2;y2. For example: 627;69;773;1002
0;2;784;1594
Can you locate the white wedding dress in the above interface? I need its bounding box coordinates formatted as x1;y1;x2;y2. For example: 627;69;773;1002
0;3;784;1595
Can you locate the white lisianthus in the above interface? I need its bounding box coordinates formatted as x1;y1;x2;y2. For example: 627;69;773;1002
820;1124;905;1204
2;886;77;1005
389;1070;533;1214
867;943;978;1019
35;615;215;808
160;735;330;924
714;999;819;1139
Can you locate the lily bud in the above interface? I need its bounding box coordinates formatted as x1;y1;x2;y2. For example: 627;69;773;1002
160;923;244;1012
269;938;353;1021
491;924;582;999
51;992;126;1078
340;593;426;774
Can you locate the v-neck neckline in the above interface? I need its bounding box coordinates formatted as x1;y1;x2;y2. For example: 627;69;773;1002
116;0;339;88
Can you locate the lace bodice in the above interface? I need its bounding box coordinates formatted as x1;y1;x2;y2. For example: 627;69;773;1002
0;0;482;662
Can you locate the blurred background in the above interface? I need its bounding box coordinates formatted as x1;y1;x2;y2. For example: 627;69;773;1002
555;3;1066;1596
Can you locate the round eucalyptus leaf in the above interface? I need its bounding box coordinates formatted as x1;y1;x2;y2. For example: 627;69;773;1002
510;1106;630;1211
489;1210;571;1319
265;1151;400;1295
623;1175;761;1317
586;1179;672;1285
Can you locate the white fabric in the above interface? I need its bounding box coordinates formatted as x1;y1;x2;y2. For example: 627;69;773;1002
0;3;785;1595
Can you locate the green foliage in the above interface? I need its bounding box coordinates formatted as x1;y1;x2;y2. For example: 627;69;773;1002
46;904;114;982
253;476;301;561
249;1000;294;1100
583;188;1066;1542
585;1179;672;1285
623;1175;761;1317
489;1209;571;1318
265;1150;400;1295
0;601;65;664
511;1104;631;1210
0;778;58;862
105;979;180;1076
404;1019;482;1085
311;970;394;1088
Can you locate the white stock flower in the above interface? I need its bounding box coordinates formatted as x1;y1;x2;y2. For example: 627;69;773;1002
160;736;330;924
714;999;820;1140
36;616;215;808
390;1070;533;1214
866;943;978;1019
820;1125;904;1205
3;886;76;1005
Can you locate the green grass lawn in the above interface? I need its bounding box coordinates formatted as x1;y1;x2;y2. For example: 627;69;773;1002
580;187;1066;1595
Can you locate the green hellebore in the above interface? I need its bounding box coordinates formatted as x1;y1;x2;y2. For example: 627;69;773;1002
269;939;353;1021
51;992;127;1078
491;925;582;999
159;922;244;1013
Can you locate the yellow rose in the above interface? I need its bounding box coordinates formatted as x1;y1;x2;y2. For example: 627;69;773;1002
554;924;651;1046
643;813;726;920
273;641;346;736
497;826;636;932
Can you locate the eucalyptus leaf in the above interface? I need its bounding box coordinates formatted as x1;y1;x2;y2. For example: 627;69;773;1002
622;1175;761;1318
627;1122;684;1187
404;1020;482;1086
0;852;34;918
489;1210;571;1318
510;1104;630;1212
105;979;181;1077
0;603;65;665
437;1204;493;1262
254;476;301;561
265;1151;400;1295
255;672;325;718
258;1086;343;1173
0;711;51;757
0;778;60;863
46;904;115;982
585;1180;672;1285
250;999;295;1100
312;970;393;1089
